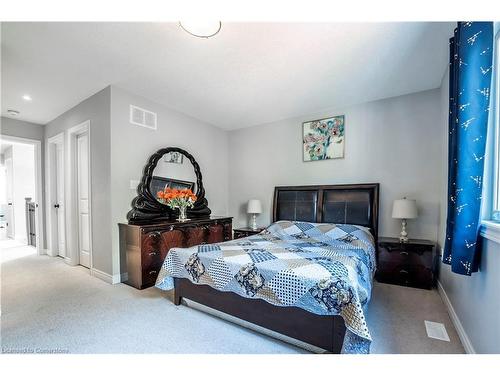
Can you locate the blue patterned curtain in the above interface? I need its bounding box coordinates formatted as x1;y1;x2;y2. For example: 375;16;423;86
443;22;494;275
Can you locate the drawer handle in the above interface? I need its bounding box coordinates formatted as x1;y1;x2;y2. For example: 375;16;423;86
399;269;409;274
200;242;207;245
400;251;409;256
148;251;158;256
149;270;157;276
148;232;161;240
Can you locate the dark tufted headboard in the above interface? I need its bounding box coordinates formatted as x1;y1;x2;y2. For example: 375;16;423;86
272;183;379;241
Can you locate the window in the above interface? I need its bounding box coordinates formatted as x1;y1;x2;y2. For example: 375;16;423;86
490;30;500;221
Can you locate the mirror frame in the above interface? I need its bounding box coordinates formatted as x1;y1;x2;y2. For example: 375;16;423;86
127;147;211;223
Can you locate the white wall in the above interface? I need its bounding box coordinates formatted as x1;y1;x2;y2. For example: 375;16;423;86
45;86;112;275
228;89;443;241
110;86;229;278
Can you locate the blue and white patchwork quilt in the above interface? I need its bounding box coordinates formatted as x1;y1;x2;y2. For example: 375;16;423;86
155;220;376;353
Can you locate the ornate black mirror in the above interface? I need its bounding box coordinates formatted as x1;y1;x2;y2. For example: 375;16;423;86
127;147;211;223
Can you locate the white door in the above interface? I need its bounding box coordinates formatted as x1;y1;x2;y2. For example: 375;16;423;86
55;143;66;257
76;133;90;268
5;156;14;239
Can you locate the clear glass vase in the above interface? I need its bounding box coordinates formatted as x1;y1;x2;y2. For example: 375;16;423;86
177;205;189;222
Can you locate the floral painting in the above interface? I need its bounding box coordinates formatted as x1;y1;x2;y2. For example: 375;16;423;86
303;115;345;161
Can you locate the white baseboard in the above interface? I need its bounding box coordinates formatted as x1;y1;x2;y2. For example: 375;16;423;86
46;248;57;257
90;268;114;284
437;280;476;354
90;268;127;285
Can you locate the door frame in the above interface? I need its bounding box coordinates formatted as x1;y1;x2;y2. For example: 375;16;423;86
0;134;44;255
66;120;93;269
4;154;14;239
45;132;65;258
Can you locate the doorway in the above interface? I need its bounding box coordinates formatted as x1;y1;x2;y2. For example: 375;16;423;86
66;121;92;269
46;133;66;258
0;135;43;255
76;132;90;268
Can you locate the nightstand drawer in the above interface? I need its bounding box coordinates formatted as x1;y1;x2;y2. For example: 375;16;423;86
376;237;437;289
233;227;264;239
378;245;433;268
234;231;249;239
376;262;434;289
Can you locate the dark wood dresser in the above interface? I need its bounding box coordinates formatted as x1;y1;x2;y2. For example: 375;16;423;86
119;216;232;289
233;227;265;239
375;237;437;289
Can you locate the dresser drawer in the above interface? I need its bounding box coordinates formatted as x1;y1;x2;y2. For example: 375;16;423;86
185;226;208;247
120;217;233;290
142;266;161;288
206;223;224;244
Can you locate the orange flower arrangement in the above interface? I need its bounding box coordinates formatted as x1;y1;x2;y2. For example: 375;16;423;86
157;187;197;203
157;187;197;221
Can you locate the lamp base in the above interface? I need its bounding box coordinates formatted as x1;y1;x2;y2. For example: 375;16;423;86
250;214;258;231
399;219;409;243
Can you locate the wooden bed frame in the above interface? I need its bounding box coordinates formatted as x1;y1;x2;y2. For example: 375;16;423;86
172;183;379;353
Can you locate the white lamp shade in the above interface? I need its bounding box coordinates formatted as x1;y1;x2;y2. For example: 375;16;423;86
247;199;262;214
392;198;418;219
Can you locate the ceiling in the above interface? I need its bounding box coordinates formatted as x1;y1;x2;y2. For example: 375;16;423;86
1;22;455;129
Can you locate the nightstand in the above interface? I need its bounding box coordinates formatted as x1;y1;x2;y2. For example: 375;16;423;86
375;237;437;289
233;227;265;239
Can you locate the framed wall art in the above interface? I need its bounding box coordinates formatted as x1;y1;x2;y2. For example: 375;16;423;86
303;115;345;161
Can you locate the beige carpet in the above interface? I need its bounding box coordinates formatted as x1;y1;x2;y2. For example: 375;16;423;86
1;240;464;354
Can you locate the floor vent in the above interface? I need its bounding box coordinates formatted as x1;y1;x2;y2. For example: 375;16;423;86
424;320;450;342
130;105;157;130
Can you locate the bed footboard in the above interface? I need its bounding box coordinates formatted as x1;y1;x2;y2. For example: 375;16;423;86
173;277;346;353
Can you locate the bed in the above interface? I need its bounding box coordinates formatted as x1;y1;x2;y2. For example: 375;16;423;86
155;183;379;353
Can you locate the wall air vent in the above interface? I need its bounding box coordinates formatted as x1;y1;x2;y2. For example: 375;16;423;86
129;105;157;130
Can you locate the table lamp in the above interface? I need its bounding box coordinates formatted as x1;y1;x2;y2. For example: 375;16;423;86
247;199;262;230
392;198;418;242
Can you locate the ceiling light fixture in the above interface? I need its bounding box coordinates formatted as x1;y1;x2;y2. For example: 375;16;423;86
22;94;32;101
179;21;221;38
7;109;20;116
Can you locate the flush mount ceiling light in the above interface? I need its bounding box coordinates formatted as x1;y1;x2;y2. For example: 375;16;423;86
179;21;221;38
22;94;32;101
7;109;20;116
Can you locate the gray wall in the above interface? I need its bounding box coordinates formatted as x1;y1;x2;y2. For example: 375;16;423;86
228;89;444;241
110;86;229;277
439;239;500;353
1;116;46;248
437;66;500;354
1;117;44;140
45;86;112;275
